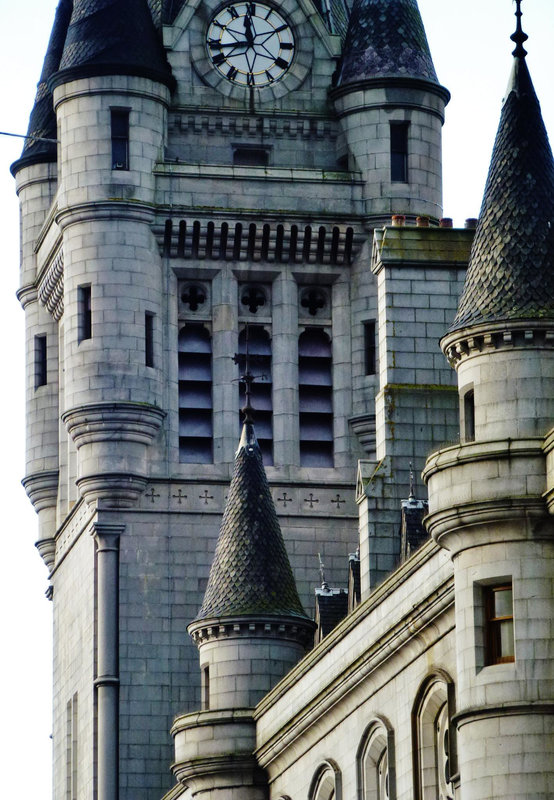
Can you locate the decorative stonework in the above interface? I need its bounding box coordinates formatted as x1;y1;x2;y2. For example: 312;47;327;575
441;320;554;368
38;245;64;321
188;615;315;648
169;111;338;141
62;402;165;448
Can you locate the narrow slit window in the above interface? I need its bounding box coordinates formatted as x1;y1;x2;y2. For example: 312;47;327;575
390;123;409;182
78;285;92;342
111;109;129;170
145;312;154;368
364;320;376;376
485;584;515;664
464;390;475;442
202;666;210;710
35;334;47;389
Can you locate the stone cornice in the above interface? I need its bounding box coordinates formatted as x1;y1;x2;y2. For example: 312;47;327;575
440;319;554;368
62;401;165;447
22;470;59;511
453;702;554;728
188;615;315;649
55;200;156;230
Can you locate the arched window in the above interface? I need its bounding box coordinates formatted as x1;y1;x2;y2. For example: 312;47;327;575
178;324;213;463
413;673;456;800
237;326;273;464
309;760;342;800
298;328;333;467
358;719;396;800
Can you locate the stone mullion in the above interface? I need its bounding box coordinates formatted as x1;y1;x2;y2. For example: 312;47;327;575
332;277;352;469
272;272;299;468
211;266;238;465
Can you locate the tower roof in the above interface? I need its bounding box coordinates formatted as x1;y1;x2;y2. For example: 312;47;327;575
336;0;439;88
51;0;174;90
196;423;308;621
11;0;72;175
450;17;554;331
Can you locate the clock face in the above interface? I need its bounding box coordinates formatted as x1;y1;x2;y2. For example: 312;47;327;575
207;2;295;87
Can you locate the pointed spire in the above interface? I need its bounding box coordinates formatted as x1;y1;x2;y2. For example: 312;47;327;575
50;0;174;91
195;423;308;621
336;0;440;89
11;0;73;176
450;6;554;331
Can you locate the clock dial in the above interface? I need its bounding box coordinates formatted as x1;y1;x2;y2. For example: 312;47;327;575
207;2;295;87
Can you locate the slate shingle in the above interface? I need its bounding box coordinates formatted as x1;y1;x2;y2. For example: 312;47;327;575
451;55;554;330
336;0;439;88
196;423;308;621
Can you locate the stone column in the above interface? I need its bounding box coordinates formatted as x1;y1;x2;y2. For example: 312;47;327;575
272;271;299;468
93;522;124;800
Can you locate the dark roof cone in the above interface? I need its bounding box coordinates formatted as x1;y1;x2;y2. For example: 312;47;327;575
336;0;440;88
195;421;309;621
450;3;554;331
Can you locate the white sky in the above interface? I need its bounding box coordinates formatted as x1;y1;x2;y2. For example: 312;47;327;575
0;1;552;795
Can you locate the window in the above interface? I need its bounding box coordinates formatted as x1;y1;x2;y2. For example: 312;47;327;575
309;761;341;800
237;326;273;464
178;324;213;463
78;285;91;342
233;145;270;166
359;721;395;800
485;584;515;664
390;123;409;182
364;321;376;376
111;109;129;170
463;389;475;442
35;334;47;388
66;692;78;800
145;312;154;367
202;666;210;710
299;328;333;467
413;674;456;800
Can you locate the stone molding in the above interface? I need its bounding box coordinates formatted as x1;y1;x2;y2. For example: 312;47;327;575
62;402;165;448
16;283;39;310
37;244;64;321
158;214;363;265
188;615;316;649
22;469;59;512
440;319;554;368
35;537;57;571
453;701;554;728
171;709;265;796
76;473;149;509
423;437;550;550
330;76;451;109
55;199;156;231
169;111;338;141
544;427;554;513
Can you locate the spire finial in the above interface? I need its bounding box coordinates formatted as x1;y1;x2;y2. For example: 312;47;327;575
409;461;415;500
511;0;528;58
318;552;328;590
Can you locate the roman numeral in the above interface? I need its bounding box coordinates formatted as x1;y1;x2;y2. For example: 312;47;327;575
229;6;238;18
227;66;238;80
208;40;222;50
213;53;226;65
265;70;275;83
280;42;293;50
275;57;288;69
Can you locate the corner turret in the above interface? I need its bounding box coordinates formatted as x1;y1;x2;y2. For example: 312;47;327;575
171;421;314;798
331;0;449;223
424;6;554;796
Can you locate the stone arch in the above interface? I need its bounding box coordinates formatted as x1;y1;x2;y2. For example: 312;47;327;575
357;714;396;800
308;758;342;800
412;670;457;800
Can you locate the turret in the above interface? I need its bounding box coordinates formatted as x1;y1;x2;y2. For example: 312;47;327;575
172;415;315;798
331;0;450;223
49;0;174;507
423;5;554;797
12;0;73;566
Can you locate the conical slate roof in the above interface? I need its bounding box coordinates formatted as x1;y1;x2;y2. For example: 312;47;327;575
451;50;554;330
336;0;439;88
196;423;308;621
51;0;174;90
11;0;72;175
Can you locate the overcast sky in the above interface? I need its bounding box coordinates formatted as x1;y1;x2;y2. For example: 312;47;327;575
1;1;552;795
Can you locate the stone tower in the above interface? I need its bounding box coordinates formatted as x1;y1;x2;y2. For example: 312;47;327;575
424;10;554;798
12;1;456;799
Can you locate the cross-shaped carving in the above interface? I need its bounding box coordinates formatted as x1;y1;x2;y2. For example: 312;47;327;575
241;286;266;314
304;493;319;509
331;493;345;509
172;489;188;505
301;288;326;316
146;487;160;504
277;491;292;507
181;284;206;311
199;489;214;505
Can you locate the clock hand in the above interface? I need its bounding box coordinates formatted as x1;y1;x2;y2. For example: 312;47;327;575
244;11;254;46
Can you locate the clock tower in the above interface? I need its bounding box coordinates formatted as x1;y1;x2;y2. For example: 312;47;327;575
12;1;453;799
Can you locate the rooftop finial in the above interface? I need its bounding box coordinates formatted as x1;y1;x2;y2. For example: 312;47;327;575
511;0;528;59
318;552;328;590
234;324;256;424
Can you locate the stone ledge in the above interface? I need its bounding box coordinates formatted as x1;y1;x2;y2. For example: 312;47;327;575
62;401;165;447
